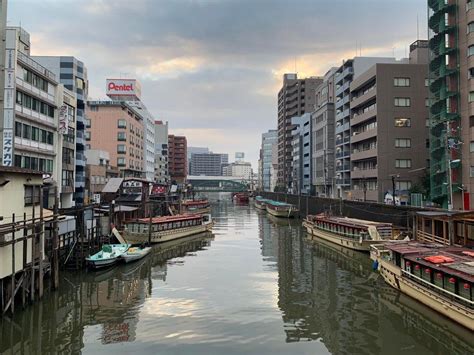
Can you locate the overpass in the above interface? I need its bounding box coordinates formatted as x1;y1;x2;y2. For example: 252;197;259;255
187;175;250;192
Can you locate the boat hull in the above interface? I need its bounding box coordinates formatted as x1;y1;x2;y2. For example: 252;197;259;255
86;258;119;269
303;220;378;252
254;201;267;210
266;206;297;218
377;259;474;331
124;223;213;244
122;247;152;263
183;206;211;215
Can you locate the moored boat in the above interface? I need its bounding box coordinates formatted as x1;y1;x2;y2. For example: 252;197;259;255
86;244;130;269
254;196;269;210
181;199;211;214
234;192;249;203
123;213;213;244
121;246;152;263
265;200;298;218
370;241;474;330
303;213;393;251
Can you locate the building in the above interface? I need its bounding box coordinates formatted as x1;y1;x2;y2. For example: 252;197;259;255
86;100;146;179
187;146;209;173
34;56;89;205
290;123;301;194
85;149;118;202
270;143;278;192
427;1;472;209
190;152;228;176
168;135;187;184
154;120;169;184
1;27;59;185
334;57;398;198
289;114;311;194
348;41;429;203
223;161;253;180
277;74;323;191
260;130;277;191
312;68;337;197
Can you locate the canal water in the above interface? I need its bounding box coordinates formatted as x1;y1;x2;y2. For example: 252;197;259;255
1;198;473;354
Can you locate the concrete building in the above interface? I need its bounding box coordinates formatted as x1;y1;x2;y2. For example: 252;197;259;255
168;135;187;184
2;28;59;183
277;74;323;191
223;161;253;180
85;149;118;202
312;68;337;197
334;57;398;199
348;41;429;203
289;114;311;194
260;130;277;191
190;152;228;176
86;100;145;178
290;124;301;194
154;120;169;184
270;144;278;192
428;1;474;209
34;56;88;205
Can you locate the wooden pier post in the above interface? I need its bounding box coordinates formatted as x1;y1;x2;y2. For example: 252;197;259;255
52;187;59;290
11;213;15;314
30;188;35;303
38;186;44;299
22;212;27;308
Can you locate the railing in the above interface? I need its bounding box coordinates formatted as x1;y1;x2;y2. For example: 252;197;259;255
416;230;449;245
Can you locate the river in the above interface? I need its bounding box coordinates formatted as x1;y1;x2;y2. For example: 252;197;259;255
1;197;472;354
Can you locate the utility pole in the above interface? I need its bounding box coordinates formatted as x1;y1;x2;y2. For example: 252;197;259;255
363;176;367;202
392;175;396;206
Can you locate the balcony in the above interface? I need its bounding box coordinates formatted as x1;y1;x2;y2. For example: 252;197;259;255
351;148;377;161
351;128;377;144
351;88;376;109
336;178;351;186
351;108;376;126
351;168;377;179
343;66;354;78
335;151;350;158
335;122;350;134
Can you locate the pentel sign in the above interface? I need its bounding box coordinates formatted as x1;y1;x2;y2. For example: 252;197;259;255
106;79;141;100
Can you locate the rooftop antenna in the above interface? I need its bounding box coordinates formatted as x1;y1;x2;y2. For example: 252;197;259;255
417;14;419;41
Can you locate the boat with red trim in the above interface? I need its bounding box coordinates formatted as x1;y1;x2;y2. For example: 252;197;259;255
265;200;298;218
233;192;249;203
181;199;211;214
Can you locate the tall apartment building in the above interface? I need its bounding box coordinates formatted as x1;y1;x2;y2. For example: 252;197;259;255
190;152;228;176
348;41;429;203
154;120;169;184
428;0;474;209
312;68;337;197
86;101;146;178
260;130;277;191
334;57;398;198
3;28;59;179
34;56;89;205
277;74;323;191
168;135;187;184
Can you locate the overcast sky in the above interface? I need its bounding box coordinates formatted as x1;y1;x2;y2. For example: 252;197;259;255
9;0;427;169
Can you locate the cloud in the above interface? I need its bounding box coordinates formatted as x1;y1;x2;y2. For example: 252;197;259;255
9;0;428;167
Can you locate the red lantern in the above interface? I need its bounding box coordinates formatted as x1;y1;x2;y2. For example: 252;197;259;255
415;265;420;270
448;277;456;284
464;283;471;290
425;268;431;274
405;261;411;266
436;273;442;279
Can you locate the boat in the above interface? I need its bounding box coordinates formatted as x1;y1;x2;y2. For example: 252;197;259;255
122;213;214;244
265;200;298;218
370;241;474;331
303;213;393;251
181;199;211;214
234;192;249;203
86;244;130;269
254;196;270;210
121;246;152;263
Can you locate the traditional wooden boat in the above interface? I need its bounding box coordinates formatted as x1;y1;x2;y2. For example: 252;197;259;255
370;241;474;330
303;213;393;251
181;199;211;214
122;213;213;244
121;246;152;263
254;196;270;210
86;244;130;269
234;193;249;203
265;200;298;218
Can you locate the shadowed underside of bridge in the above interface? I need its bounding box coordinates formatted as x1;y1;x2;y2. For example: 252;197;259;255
187;176;248;192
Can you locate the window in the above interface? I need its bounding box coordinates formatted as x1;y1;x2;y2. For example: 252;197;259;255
117;157;126;166
395;138;411;148
425;78;430;87
469;45;474;56
118;119;127;128
469;92;474;102
117;132;126;141
47;131;54;145
395;181;412;191
117;144;126;154
471;141;474;152
394;78;410;87
31;127;39;141
394;97;410;107
22;124;31;140
15;122;22;137
471;166;474;177
395;118;411;127
426;118;430;127
24;185;41;206
469;22;474;33
40;129;48;144
85;131;91;141
425;98;430;107
470;68;474;79
85;119;91;128
471;116;474;127
396;159;412;168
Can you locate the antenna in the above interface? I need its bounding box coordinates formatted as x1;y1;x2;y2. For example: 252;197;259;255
417;14;419;41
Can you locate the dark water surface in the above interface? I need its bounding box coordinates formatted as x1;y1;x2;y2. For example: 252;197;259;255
1;198;473;354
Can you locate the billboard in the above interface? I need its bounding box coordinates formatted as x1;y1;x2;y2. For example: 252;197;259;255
106;79;141;100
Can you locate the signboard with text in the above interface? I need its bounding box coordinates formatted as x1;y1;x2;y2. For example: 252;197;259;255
106;79;141;100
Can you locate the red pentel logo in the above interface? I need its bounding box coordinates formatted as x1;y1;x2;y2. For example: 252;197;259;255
108;82;133;91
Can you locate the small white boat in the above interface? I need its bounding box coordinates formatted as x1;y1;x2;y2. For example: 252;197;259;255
86;244;130;269
121;246;152;263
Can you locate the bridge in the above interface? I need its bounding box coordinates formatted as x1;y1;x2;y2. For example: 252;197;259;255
187;175;250;192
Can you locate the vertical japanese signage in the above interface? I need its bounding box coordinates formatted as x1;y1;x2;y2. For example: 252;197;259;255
2;30;17;166
58;104;68;134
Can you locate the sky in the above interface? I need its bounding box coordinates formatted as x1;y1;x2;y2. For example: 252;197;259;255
9;0;428;169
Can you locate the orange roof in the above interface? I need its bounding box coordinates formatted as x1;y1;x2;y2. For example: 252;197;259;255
134;213;202;224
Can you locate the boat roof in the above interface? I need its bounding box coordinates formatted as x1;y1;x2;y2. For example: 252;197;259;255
313;215;392;228
266;200;294;207
183;200;209;205
133;213;203;224
386;242;474;282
